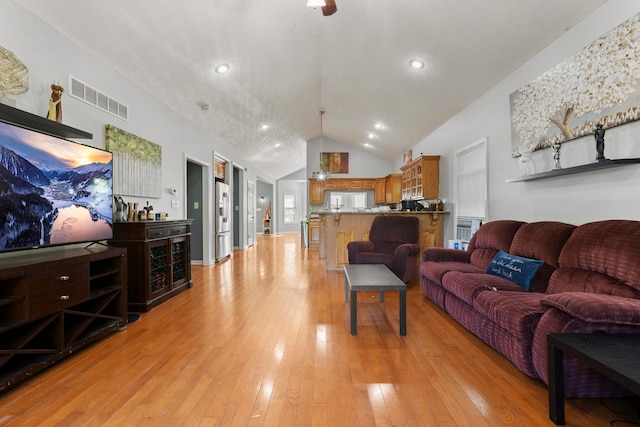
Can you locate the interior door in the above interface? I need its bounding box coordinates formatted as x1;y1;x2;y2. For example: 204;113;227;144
247;180;255;246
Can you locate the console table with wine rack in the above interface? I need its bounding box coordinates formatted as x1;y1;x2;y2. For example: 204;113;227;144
110;219;193;312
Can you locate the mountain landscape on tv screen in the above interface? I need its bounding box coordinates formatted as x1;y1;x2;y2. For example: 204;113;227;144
0;140;113;250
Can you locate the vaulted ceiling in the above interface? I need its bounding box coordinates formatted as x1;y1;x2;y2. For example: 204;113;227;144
15;0;607;179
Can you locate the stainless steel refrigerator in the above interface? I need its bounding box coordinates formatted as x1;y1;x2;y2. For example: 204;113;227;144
215;181;231;261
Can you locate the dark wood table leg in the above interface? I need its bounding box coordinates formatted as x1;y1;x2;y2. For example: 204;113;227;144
344;275;349;302
548;339;565;425
350;290;357;336
399;289;406;336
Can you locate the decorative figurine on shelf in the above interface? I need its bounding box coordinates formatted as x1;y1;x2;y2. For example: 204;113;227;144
551;140;562;169
46;80;64;123
594;123;606;161
113;196;128;222
144;201;154;220
518;141;536;176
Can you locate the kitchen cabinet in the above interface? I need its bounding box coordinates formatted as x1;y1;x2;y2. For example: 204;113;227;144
374;178;386;204
401;155;440;200
308;220;321;247
385;174;402;203
309;179;325;204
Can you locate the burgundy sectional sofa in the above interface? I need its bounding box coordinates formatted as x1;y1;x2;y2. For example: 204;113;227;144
420;219;640;398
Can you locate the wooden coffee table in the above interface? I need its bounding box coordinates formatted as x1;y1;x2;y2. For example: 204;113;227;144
343;264;406;336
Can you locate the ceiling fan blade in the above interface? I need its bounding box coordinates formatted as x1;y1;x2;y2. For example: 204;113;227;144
322;0;337;16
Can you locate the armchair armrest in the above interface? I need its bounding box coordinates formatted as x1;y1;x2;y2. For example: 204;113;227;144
347;240;375;264
422;247;471;263
393;243;420;282
541;292;640;326
395;243;420;259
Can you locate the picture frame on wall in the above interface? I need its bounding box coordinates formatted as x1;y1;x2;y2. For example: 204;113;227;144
320;152;349;173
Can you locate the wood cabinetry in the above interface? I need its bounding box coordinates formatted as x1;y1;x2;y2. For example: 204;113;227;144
374;178;386;204
318;212;447;272
309;179;325;204
308;220;321;247
401;155;440;200
110;219;193;312
385;174;402;203
309;177;397;205
214;158;226;181
0;246;127;392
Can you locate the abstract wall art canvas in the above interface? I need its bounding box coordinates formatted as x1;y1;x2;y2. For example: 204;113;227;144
106;124;162;198
510;12;640;157
321;152;349;174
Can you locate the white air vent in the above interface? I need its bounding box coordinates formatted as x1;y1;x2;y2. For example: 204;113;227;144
68;76;128;121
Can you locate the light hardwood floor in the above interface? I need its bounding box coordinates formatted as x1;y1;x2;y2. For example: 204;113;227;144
0;233;637;426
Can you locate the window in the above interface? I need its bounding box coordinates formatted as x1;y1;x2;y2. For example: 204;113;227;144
284;194;297;224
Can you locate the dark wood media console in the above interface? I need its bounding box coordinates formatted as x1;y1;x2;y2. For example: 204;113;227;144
0;245;127;392
110;219;193;312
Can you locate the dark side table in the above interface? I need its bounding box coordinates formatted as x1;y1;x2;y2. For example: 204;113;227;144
547;333;640;425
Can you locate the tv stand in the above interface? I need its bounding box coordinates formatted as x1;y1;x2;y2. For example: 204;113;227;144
85;240;109;249
0;245;127;392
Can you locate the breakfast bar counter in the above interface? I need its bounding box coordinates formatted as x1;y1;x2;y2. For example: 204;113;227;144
317;211;448;271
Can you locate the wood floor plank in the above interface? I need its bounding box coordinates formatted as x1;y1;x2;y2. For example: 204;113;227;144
0;233;636;426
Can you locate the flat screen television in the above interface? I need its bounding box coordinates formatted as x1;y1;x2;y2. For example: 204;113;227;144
0;119;113;252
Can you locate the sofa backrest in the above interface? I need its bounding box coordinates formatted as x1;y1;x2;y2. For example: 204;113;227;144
467;220;525;269
547;220;640;298
508;221;576;293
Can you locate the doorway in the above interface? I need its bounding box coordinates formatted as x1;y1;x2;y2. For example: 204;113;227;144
187;160;204;262
256;180;274;234
233;165;243;249
247;180;255;247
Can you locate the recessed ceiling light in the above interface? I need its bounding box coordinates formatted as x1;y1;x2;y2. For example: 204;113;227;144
363;143;372;148
260;124;269;130
275;142;281;147
409;59;425;69
367;133;376;139
215;63;230;74
374;122;384;130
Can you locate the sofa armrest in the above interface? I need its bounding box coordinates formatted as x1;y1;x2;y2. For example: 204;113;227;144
422;247;471;263
347;240;375;264
541;292;640;326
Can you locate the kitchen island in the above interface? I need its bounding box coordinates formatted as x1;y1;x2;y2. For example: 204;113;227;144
317;211;448;272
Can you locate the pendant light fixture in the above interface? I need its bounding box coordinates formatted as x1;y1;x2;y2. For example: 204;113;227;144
314;108;330;181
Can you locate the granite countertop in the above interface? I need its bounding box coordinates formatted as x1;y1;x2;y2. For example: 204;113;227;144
315;210;449;215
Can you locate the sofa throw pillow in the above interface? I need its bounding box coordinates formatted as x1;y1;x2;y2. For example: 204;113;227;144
485;250;543;290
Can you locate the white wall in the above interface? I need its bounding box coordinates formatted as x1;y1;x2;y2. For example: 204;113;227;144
398;0;640;242
1;0;275;264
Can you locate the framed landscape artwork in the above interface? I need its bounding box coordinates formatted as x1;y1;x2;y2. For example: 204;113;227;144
510;12;640;157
